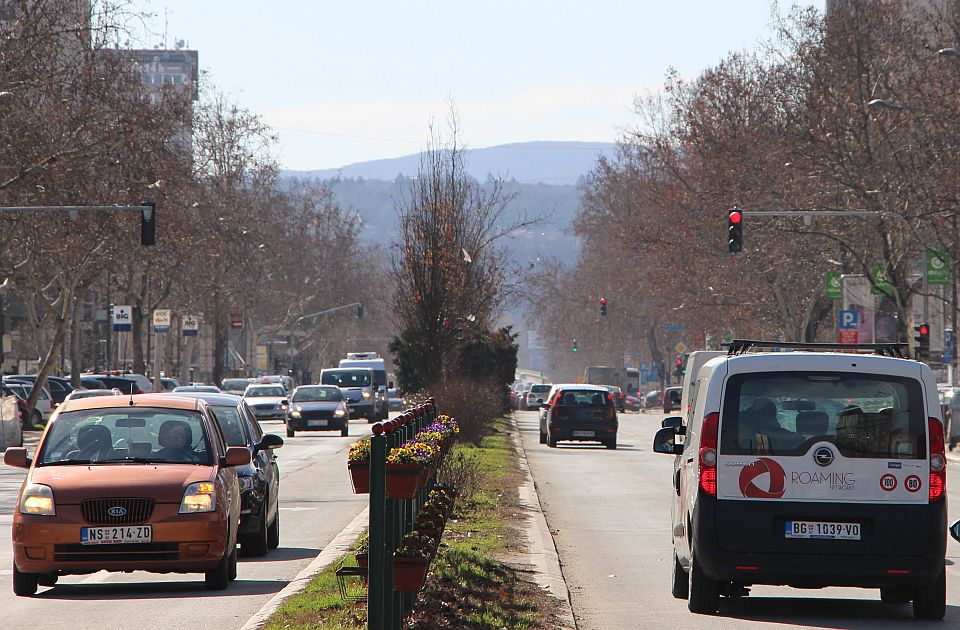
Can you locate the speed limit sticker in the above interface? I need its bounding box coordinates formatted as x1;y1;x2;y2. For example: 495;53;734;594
904;475;922;493
880;474;897;492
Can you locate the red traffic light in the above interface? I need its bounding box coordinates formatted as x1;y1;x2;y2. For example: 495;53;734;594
919;324;929;335
600;297;607;305
729;209;742;224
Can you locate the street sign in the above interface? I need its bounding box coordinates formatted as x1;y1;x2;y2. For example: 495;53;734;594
838;309;858;329
723;330;733;344
152;309;171;333
112;305;132;331
825;271;841;300
927;249;950;285
665;323;683;332
674;342;687;354
182;315;199;337
838;329;859;344
944;329;954;364
869;263;893;296
230;309;244;330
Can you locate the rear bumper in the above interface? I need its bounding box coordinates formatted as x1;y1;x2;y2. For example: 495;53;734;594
251;408;286;420
286;417;347;431
548;421;617;442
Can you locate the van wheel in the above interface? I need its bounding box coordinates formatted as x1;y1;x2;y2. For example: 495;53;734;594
880;586;911;603
687;554;720;614
13;565;38;596
912;569;945;619
671;551;688;599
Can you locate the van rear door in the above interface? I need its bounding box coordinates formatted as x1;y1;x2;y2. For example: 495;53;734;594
714;370;932;557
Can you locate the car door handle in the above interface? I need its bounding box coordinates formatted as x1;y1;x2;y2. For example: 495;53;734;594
685;457;694;463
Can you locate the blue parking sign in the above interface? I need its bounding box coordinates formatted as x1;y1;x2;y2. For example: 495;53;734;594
838;310;858;329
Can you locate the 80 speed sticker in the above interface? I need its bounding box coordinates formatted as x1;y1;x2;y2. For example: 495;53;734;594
904;475;922;493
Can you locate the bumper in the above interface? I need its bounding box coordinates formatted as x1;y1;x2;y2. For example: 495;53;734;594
286;417;348;431
346;402;374;418
13;507;231;575
251;408;286;420
548;422;617;443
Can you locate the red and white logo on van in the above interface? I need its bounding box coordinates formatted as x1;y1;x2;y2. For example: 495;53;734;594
879;474;897;492
739;458;786;499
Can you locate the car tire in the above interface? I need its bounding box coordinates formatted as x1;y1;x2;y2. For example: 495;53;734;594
539;429;546;444
548;432;557;448
32;409;42;427
13;565;38;596
672;551;689;600
267;508;280;550
912;569;945;619
286;427;295;438
341;424;349;437
204;545;233;590
37;574;58;587
227;544;238;581
880;585;911;603
687;554;720;614
242;506;269;557
605;438;617;450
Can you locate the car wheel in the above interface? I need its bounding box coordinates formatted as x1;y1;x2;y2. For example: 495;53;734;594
242;506;269;557
267;508;280;550
13;565;38;596
32;409;42;427
548;431;557;448
880;586;911;603
204;545;232;590
341;424;349;437
37;574;58;587
672;550;689;600
605;438;617;450
912;569;945;619
286;427;295;438
687;554;720;614
227;544;238;581
539;429;546;444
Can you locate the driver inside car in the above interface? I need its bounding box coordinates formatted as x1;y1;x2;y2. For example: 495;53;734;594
155;420;197;462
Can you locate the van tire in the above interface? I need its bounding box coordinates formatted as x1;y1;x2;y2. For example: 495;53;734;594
912;569;945;619
12;565;38;596
672;551;689;599
687;554;720;614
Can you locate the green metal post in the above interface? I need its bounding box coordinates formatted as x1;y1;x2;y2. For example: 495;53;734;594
368;425;387;630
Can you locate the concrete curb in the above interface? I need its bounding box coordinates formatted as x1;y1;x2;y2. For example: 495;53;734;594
240;506;369;630
507;413;577;630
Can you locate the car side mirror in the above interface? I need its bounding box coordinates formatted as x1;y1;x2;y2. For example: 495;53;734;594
661;416;684;430
256;433;284;451
280;399;288;407
653;427;683;455
951;520;960;542
3;447;31;468
223;446;252;467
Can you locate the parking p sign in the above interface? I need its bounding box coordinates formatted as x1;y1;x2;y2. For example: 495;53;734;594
838;310;858;329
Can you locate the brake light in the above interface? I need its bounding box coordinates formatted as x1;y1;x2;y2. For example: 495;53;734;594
132;388;143;395
699;412;719;496
928;417;946;502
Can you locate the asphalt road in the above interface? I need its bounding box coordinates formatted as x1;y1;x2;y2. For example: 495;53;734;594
0;417;375;630
516;408;960;630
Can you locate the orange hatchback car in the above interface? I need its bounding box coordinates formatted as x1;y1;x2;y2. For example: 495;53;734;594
3;394;251;595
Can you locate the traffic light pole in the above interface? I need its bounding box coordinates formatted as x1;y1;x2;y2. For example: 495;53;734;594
0;204;157;245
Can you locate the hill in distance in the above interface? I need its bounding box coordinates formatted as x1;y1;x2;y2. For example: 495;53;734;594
282;140;616;186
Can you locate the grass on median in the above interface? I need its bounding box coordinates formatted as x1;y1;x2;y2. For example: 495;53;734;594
262;416;562;630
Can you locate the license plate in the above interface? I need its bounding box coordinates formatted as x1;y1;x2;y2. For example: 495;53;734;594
308;420;328;427
785;520;860;540
81;525;152;545
572;430;595;437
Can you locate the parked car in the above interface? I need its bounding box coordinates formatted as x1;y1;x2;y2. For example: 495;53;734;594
243;384;288;421
78;376;108;390
172;385;221;393
518;386;532;411
2;384;30;431
160;377;181;392
0;387;24;449
170;392;283;556
3;393;251;595
662;386;681;413
602;385;626;413
285;385;350;437
220;378;254;396
624;393;642;412
2;380;53;425
539;384;618;449
6;375;74;405
62;388;122;402
83;373;154;394
652;342;948;618
643;389;662;410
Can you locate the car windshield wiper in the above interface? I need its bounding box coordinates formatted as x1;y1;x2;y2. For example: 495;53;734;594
40;459;95;466
100;456;162;464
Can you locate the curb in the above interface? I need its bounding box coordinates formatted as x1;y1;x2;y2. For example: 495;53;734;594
506;413;577;630
240;506;369;630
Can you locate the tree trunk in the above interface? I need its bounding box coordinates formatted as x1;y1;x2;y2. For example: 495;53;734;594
213;311;227;385
132;300;145;374
69;292;82;385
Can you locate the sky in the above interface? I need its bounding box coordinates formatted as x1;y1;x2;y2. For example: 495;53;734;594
128;1;822;171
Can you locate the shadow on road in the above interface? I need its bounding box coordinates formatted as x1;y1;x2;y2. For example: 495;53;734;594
33;578;287;600
718;596;959;627
240;546;319;562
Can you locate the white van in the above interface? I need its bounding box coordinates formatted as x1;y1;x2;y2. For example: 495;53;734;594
319;367;378;422
653;341;948;619
338;353;389;421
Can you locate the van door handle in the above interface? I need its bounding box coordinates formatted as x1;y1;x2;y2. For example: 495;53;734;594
685;457;694;463
674;470;681;496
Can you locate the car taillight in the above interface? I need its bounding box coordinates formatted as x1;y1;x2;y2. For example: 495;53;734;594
929;417;946;502
699;412;720;496
132;388;143;394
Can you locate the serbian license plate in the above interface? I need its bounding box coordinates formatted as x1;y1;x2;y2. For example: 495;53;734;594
308;420;328;427
785;520;860;540
572;430;595;437
81;525;152;545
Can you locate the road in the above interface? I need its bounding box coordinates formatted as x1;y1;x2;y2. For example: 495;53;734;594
516;408;960;630
0;417;374;630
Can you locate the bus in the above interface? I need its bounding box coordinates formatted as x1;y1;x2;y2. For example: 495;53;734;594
584;366;625;388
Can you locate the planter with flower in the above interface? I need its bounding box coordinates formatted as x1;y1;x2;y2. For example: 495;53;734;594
354;532;369;568
393;533;435;592
385;440;438;499
347;438;372;494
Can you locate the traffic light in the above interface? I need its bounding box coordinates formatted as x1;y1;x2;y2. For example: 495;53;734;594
914;322;930;359
571;339;578;353
357;301;365;319
728;207;742;253
600;296;608;316
674;356;683;377
140;202;156;246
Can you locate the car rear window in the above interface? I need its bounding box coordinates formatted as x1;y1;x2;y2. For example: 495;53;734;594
530;385;551;393
557;390;610;407
719;371;926;459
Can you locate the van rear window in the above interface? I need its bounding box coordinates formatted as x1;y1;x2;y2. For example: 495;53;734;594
719;372;925;459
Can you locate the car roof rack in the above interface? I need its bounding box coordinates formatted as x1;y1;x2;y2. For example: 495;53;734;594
722;339;907;358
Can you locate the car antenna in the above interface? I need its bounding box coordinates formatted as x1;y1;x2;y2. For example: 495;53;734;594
129;387;136;406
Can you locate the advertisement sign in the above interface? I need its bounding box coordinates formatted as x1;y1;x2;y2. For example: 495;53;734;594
927;249;950;285
717;445;928;504
152;309;172;333
182;315;199;337
825;271;841;300
112;305;132;331
837;329;859;344
869;264;893;296
230;310;244;330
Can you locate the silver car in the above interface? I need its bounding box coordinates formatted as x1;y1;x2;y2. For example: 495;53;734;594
243;384;289;420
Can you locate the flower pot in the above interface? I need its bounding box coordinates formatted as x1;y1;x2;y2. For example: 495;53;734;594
393;555;430;592
385;463;426;499
348;460;370;494
415;527;441;541
355;552;368;569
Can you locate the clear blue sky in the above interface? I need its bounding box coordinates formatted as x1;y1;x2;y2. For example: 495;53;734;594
130;1;822;171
